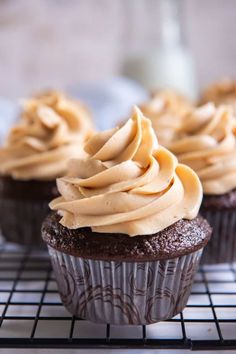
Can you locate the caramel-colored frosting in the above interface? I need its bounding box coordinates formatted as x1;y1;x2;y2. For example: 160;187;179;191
169;103;236;195
50;107;202;236
140;89;192;146
0;91;94;180
201;79;236;112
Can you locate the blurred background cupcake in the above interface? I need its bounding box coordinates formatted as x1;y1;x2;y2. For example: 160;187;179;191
0;90;94;246
167;103;236;263
200;79;236;113
139;89;193;145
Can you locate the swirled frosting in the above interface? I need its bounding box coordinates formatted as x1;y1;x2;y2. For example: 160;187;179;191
169;103;236;195
50;107;202;236
201;79;236;112
140;90;192;146
0;91;94;180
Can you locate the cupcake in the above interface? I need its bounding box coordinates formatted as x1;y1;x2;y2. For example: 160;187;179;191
168;103;236;264
200;79;236;112
139;89;193;146
0;90;94;245
42;107;211;325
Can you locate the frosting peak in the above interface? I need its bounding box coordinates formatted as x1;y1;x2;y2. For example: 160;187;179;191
50;107;202;237
0;91;94;180
169;103;236;195
140;90;192;146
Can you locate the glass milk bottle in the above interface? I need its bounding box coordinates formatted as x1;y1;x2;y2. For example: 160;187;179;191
123;0;197;99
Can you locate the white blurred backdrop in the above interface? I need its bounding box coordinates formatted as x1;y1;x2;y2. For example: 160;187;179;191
0;0;235;97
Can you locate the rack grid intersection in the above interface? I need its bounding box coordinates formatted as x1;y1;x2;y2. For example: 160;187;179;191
0;243;236;350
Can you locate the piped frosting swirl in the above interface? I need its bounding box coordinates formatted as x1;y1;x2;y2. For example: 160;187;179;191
201;79;236;112
169;103;236;195
0;91;94;180
140;90;192;146
50;107;202;236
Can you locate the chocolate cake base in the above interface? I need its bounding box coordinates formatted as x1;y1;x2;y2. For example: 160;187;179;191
0;176;58;246
200;190;236;264
0;176;58;200
201;189;236;210
42;212;211;261
42;213;211;325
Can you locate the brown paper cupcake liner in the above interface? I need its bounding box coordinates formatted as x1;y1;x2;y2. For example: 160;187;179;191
48;246;203;325
200;209;236;264
0;198;49;246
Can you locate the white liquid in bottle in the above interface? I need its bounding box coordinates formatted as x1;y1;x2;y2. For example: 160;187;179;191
123;0;197;100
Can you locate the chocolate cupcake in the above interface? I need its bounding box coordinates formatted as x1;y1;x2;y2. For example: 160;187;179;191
42;107;211;325
169;103;236;264
139;89;193;146
0;91;94;246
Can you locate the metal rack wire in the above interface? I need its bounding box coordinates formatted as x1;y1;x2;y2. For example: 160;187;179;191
0;243;236;350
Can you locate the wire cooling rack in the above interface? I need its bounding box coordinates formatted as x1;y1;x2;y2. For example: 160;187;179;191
0;243;236;351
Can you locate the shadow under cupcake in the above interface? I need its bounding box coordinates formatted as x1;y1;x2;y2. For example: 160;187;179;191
42;107;211;325
0;90;93;246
